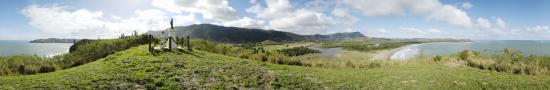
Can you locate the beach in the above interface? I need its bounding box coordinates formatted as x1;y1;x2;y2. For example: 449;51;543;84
371;44;422;60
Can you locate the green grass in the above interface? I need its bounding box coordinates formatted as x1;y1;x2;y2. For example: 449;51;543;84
0;45;321;89
0;35;150;75
320;40;410;52
2;44;550;89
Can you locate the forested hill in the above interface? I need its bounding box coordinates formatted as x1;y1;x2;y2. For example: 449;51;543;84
146;24;367;43
29;38;80;43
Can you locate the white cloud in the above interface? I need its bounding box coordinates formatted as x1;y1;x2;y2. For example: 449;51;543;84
331;8;359;27
342;0;473;28
496;18;509;30
362;28;389;37
22;5;198;38
22;5;108;35
269;9;333;34
476;17;491;30
246;0;294;19
426;5;473;28
365;27;451;38
428;28;441;33
342;0;405;16
401;27;427;35
462;2;473;9
223;17;266;29
152;0;239;21
249;0;257;4
525;26;550;34
472;17;511;36
246;0;335;35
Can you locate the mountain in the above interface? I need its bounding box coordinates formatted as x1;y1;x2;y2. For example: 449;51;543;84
30;38;80;43
146;24;366;43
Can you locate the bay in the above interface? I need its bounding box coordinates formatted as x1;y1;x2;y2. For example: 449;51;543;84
391;40;550;60
0;40;73;57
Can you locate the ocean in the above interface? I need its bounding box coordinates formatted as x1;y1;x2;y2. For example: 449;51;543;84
0;40;73;57
391;40;550;60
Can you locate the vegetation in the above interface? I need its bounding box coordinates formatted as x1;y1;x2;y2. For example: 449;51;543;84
146;24;366;43
29;38;80;43
188;39;305;66
276;46;319;56
3;33;550;89
0;45;322;89
2;45;550;89
0;55;58;75
440;48;550;75
320;40;410;52
0;35;151;75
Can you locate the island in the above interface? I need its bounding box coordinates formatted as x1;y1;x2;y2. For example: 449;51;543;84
29;38;81;43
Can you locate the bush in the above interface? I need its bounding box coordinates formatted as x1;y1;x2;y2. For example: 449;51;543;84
277;46;320;56
459;50;478;60
459;48;550;75
433;55;443;62
0;35;151;75
320;40;408;52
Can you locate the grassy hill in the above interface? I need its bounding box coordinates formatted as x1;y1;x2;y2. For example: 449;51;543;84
2;44;550;89
0;45;321;89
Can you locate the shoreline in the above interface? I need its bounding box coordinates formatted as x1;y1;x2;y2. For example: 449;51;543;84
371;43;424;60
389;44;422;60
371;45;411;60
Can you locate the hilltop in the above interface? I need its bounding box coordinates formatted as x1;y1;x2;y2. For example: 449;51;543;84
146;24;367;43
2;43;550;89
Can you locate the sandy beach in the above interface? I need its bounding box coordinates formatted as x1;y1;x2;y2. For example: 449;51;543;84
371;44;421;60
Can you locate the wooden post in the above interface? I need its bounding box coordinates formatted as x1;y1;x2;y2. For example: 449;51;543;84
168;37;173;50
187;35;191;52
148;35;152;52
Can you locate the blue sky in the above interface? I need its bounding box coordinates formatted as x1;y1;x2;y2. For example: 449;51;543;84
1;0;550;40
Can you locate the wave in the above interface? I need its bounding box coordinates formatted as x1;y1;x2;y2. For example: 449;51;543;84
390;44;421;60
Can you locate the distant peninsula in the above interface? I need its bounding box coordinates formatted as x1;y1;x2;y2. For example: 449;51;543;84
30;38;80;43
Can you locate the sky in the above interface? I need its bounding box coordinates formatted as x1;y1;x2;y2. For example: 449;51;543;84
1;0;550;40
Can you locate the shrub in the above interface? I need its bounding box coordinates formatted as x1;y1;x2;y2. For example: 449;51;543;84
0;35;151;75
502;48;523;63
277;46;320;56
459;50;478;60
459;48;550;75
433;55;443;62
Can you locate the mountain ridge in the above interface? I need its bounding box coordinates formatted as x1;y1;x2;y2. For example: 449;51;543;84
146;24;367;43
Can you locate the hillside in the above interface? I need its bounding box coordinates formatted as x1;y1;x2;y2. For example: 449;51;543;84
2;44;550;89
146;24;366;43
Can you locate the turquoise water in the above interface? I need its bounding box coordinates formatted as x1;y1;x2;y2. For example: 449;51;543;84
391;40;550;60
417;40;550;56
0;40;73;57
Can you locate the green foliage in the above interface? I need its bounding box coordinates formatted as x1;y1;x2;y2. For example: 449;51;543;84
0;55;60;75
458;48;550;75
60;35;151;68
459;50;479;60
277;46;320;56
433;55;443;62
502;48;524;63
320;40;408;52
0;35;151;75
0;45;322;89
189;39;307;66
